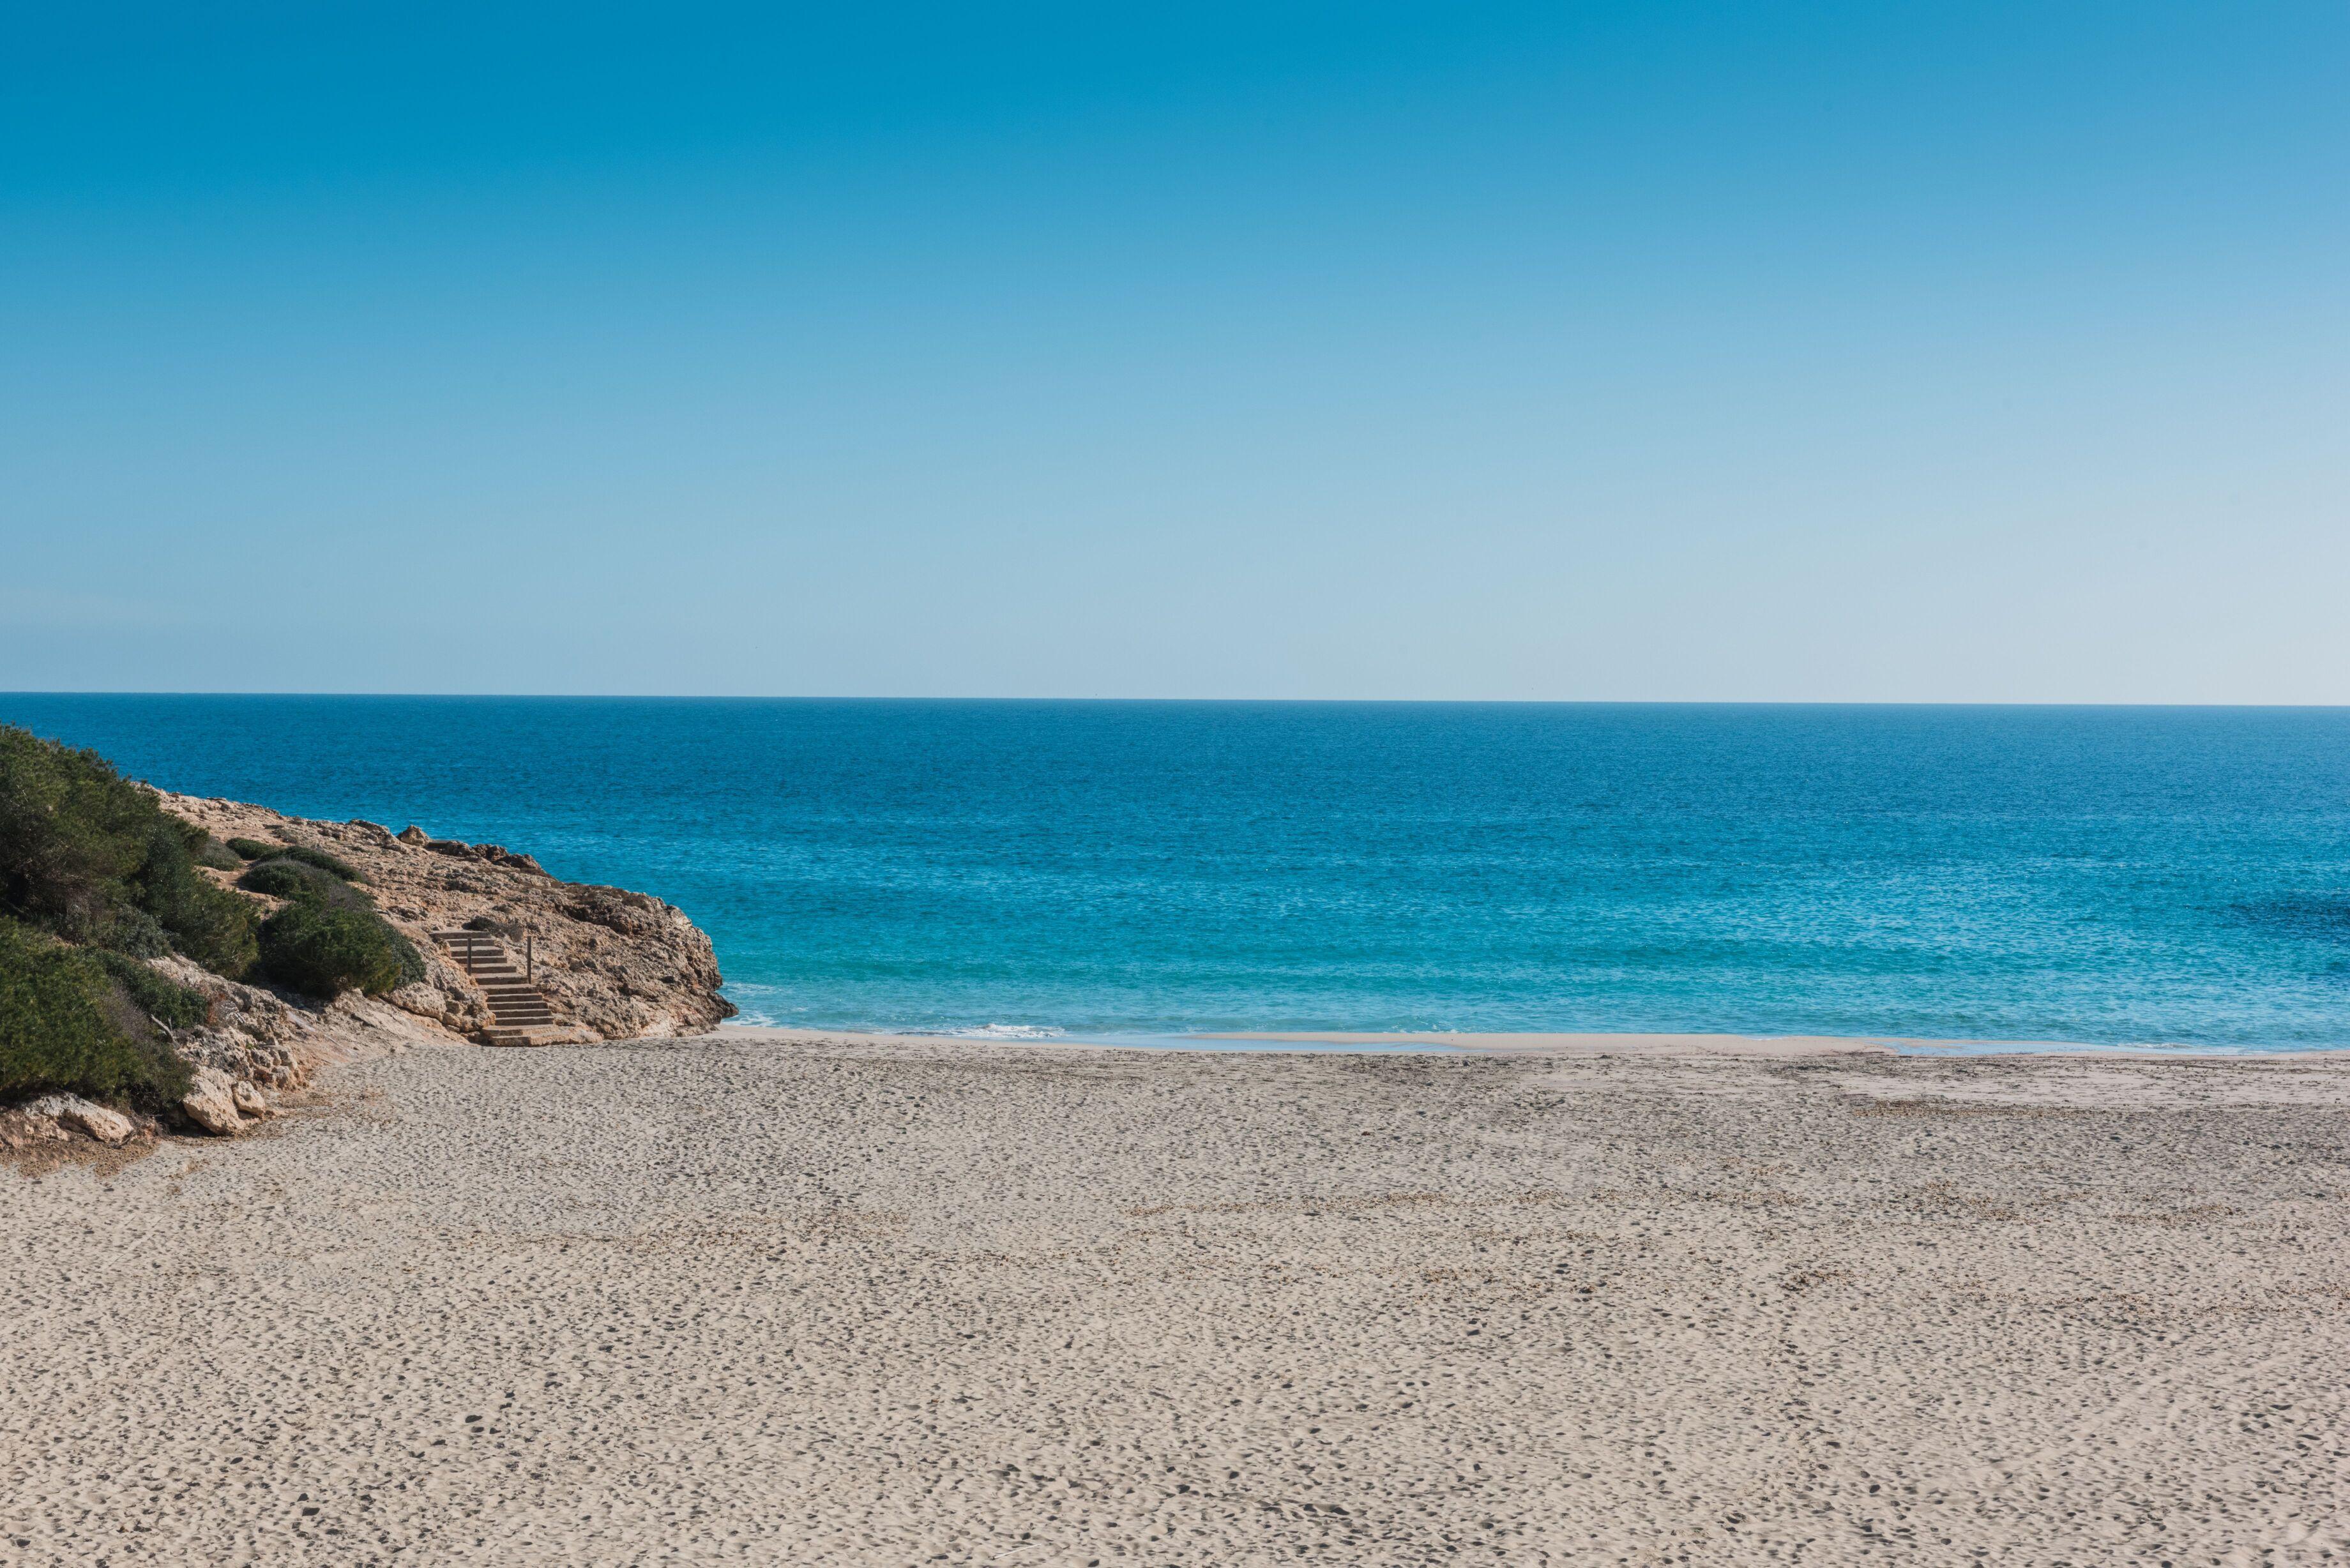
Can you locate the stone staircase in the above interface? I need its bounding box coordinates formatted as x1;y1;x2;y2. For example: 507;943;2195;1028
432;930;558;1047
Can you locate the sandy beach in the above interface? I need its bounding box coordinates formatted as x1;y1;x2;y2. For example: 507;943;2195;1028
9;1030;2350;1565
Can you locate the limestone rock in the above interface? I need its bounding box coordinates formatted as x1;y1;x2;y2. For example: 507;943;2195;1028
147;954;298;1047
26;1094;135;1145
230;1080;271;1119
0;1107;70;1150
181;1068;247;1135
158;790;736;1044
388;981;446;1018
390;980;488;1034
174;1018;306;1090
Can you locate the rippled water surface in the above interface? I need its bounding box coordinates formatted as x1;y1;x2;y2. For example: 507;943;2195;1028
5;697;2347;1047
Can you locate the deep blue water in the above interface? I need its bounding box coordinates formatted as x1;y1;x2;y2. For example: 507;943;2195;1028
4;696;2349;1048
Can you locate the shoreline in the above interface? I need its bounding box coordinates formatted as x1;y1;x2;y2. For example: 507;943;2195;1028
714;1022;2335;1059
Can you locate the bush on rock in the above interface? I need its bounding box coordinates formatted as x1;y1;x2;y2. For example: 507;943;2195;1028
258;900;414;999
193;836;245;871
0;917;193;1106
93;950;213;1031
275;844;364;883
0;725;258;978
241;857;367;908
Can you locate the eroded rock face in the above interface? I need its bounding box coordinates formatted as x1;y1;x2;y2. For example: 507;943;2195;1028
149;954;310;1089
1;798;740;1142
25;1094;136;1145
159;792;734;1044
0;1107;71;1151
181;1067;246;1136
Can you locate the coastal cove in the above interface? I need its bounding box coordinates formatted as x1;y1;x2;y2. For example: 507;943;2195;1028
10;6;2346;1562
7;696;2347;1052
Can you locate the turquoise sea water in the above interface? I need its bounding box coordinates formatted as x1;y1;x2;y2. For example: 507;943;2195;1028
4;697;2347;1049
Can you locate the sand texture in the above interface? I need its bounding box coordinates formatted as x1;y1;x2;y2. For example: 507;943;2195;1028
8;1034;2350;1565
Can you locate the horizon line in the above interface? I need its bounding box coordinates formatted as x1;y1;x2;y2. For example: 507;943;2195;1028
6;691;2350;711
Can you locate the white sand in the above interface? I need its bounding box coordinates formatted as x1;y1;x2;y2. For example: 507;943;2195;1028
8;1032;2350;1564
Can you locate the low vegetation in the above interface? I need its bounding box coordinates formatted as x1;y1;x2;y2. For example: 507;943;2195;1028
93;949;213;1031
242;859;421;1000
258;900;420;999
226;836;362;882
193;837;245;871
1;725;450;1109
0;726;258;977
276;844;364;882
0;917;193;1108
241;857;367;908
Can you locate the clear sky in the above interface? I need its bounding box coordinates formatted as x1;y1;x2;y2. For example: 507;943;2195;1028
3;3;2344;701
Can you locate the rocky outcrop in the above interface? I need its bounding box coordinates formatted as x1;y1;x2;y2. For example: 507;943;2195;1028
6;796;734;1152
24;1094;136;1145
0;1106;72;1152
179;1068;246;1136
160;792;734;1049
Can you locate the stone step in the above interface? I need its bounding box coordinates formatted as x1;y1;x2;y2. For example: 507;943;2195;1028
436;931;560;1039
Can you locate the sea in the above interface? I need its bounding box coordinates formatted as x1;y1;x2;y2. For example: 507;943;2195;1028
4;696;2347;1052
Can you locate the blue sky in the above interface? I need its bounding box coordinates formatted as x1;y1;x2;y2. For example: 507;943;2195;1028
4;2;2344;700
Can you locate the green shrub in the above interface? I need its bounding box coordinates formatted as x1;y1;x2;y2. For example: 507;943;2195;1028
238;859;306;900
240;857;367;908
194;837;244;871
276;843;363;883
0;727;260;979
0;728;154;941
388;924;427;987
93;950;213;1031
106;906;174;958
258;900;412;998
240;846;418;992
0;918;192;1108
230;836;365;882
136;825;260;978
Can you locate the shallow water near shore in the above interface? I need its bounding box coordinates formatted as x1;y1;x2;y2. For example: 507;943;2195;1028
6;695;2349;1049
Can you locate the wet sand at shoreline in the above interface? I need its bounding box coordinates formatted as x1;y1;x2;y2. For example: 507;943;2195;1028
734;1024;2276;1058
8;1031;2350;1564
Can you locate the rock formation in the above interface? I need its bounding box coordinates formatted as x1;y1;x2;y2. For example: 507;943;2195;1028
6;794;735;1152
162;792;734;1045
20;1094;135;1145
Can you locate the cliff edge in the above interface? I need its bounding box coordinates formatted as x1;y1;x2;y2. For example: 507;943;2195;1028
7;795;736;1156
2;717;739;1157
160;792;736;1052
